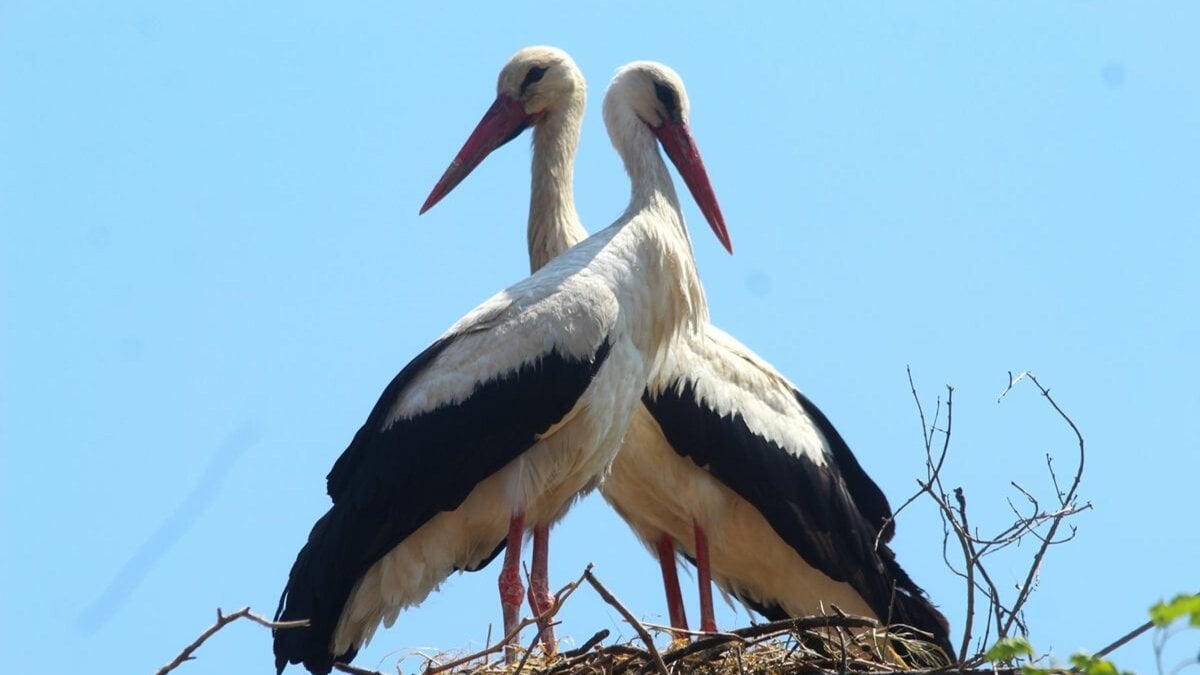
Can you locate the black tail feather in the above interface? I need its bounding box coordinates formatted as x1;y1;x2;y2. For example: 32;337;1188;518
273;507;364;675
873;544;955;661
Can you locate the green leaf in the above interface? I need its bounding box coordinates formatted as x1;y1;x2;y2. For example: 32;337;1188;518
1070;652;1114;675
1020;666;1052;675
1149;593;1200;628
986;636;1035;663
1070;651;1136;675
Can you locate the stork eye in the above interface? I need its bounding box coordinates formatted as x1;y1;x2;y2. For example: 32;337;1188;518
654;82;681;122
520;66;548;94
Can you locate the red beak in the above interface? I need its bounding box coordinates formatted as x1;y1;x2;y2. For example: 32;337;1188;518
653;121;733;254
420;95;534;214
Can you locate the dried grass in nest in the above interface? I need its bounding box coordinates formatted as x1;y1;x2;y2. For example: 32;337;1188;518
402;566;957;675
416;621;952;675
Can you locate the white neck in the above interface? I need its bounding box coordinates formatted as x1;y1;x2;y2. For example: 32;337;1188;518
528;100;589;273
604;101;708;350
609;110;683;216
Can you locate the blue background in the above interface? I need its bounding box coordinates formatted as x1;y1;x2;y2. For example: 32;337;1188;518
2;2;1196;673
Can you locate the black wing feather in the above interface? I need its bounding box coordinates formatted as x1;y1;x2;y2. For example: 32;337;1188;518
274;337;613;674
791;389;895;541
642;380;952;657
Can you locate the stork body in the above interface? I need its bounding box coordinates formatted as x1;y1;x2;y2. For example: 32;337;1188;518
426;48;952;658
275;49;732;674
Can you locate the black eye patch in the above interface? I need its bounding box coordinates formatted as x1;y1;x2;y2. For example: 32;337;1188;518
654;81;682;124
520;66;548;95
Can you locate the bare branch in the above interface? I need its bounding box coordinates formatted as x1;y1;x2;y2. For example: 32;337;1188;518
998;372;1087;638
1094;619;1155;659
954;487;975;663
423;566;589;675
156;607;308;675
893;368;1093;666
582;568;669;675
559;629;609;659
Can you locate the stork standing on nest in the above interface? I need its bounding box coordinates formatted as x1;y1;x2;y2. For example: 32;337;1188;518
422;47;954;659
273;49;733;674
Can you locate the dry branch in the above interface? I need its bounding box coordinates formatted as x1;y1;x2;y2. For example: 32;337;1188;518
582;567;669;675
423;565;590;675
890;368;1094;668
156;607;308;675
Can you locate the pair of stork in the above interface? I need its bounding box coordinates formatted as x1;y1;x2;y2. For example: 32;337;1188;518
272;47;953;674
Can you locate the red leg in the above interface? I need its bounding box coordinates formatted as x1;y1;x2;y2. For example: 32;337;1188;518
656;533;690;639
694;521;717;633
498;512;526;662
528;524;558;656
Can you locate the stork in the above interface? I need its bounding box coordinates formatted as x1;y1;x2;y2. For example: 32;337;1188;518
272;51;732;674
421;48;954;660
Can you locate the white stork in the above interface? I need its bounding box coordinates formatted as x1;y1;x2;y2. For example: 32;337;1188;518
422;48;953;659
272;51;732;674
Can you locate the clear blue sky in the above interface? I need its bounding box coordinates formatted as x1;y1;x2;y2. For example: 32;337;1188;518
2;2;1196;674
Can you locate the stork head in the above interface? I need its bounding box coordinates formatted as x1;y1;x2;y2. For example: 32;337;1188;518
420;46;584;214
604;62;732;254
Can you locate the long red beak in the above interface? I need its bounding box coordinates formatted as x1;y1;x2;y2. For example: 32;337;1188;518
653;121;733;254
420;95;534;214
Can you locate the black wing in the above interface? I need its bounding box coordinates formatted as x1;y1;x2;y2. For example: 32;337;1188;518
642;380;951;656
791;389;895;541
274;336;612;674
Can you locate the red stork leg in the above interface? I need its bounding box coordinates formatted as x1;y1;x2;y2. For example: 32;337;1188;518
656;533;690;641
498;511;526;662
693;521;718;633
528;524;558;656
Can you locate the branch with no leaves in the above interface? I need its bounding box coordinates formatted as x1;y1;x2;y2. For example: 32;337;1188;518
583;567;669;675
156;607;308;675
894;368;1092;666
995;371;1088;641
421;564;591;675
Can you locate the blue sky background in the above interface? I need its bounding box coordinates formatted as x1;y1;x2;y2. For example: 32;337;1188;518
2;2;1197;674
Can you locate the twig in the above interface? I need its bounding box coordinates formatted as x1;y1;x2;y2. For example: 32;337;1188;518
560;629;610;658
514;619;559;674
423;618;538;674
423;566;589;675
156;607;308;675
607;644;654;675
544;635;613;675
641;621;741;639
997;372;1086;638
726;614;879;641
877;368;944;548
955;487;975;664
1094;619;1155;658
660;614;878;665
582;568;669;675
333;663;387;675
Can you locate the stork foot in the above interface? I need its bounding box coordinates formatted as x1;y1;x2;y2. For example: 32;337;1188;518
528;577;558;656
499;563;525;662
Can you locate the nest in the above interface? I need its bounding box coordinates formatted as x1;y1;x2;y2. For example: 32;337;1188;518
395;566;953;675
420;625;950;675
